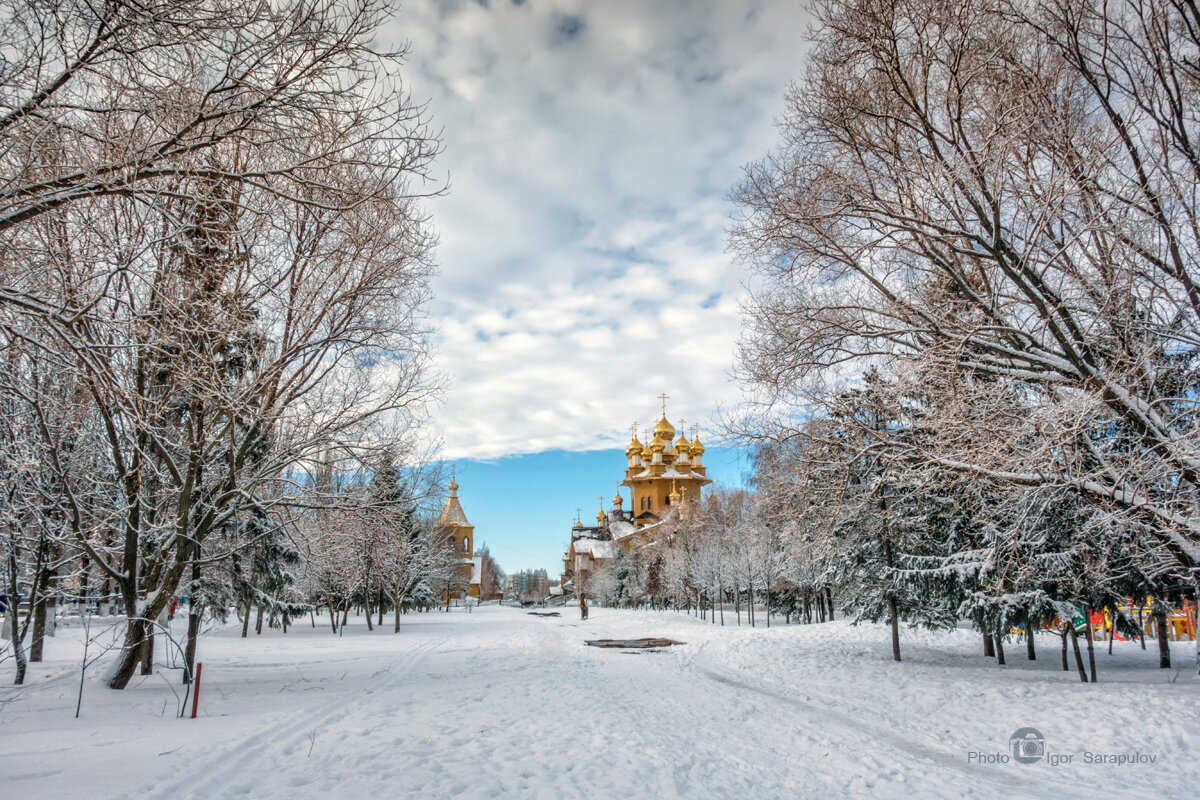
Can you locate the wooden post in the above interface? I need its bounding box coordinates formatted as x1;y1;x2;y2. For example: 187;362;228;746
190;662;203;719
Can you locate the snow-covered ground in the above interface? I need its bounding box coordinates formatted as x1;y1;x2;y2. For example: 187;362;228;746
1;605;1197;799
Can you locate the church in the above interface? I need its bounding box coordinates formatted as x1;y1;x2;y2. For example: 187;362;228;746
561;396;712;596
434;474;483;600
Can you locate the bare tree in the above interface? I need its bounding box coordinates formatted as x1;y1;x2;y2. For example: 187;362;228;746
732;0;1200;670
0;1;442;688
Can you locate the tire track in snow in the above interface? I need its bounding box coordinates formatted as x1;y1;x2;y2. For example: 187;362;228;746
692;663;1095;798
147;632;450;800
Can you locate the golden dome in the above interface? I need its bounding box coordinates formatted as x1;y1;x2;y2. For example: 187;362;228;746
653;415;675;441
690;432;705;454
625;434;643;456
650;434;665;452
612;492;623;507
669;481;682;504
596;509;606;524
674;432;691;455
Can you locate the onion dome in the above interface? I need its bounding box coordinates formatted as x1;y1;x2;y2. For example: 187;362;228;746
650;434;665;452
653;415;675;441
596;509;606;525
612;492;623;508
669;481;682;504
690;431;706;455
625;425;643;457
674;432;691;456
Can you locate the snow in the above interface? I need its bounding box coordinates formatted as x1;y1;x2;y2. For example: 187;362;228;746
610;520;638;540
2;607;1197;799
572;539;615;559
626;466;706;481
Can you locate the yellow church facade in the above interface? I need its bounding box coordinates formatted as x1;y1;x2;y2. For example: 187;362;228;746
622;403;711;526
562;397;712;595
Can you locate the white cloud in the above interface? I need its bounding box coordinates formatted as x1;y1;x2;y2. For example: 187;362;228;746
387;0;812;460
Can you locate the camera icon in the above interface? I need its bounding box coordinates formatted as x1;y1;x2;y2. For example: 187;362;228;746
1009;727;1046;764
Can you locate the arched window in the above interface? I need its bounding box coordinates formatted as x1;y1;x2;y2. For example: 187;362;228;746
647;497;652;510
463;537;470;554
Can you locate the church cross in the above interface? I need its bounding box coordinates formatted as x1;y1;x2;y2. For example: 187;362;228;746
658;392;670;415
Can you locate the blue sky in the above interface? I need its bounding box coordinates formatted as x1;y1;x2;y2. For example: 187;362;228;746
452;444;753;575
383;1;812;574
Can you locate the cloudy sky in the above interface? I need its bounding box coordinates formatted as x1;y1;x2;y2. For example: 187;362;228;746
383;0;813;571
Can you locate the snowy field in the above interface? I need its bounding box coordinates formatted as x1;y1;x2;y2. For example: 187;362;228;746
2;605;1197;800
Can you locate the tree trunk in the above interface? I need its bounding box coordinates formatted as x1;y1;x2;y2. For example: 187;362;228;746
329;605;337;633
889;594;901;662
184;563;201;684
983;632;995;657
5;551;28;685
826;586;834;620
394;597;401;633
29;593;47;663
184;606;201;684
765;579;771;629
107;617;148;689
140;623;154;675
255;604;264;635
1026;622;1036;661
1154;603;1171;668
1060;626;1069;671
1069;623;1088;683
1083;609;1097;682
995;633;1006;666
29;562;55;662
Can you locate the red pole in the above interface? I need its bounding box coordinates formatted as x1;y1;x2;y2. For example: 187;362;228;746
190;662;202;719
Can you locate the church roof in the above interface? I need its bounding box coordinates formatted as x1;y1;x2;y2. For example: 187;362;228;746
436;478;472;527
573;539;616;559
624;465;712;483
610;520;638;541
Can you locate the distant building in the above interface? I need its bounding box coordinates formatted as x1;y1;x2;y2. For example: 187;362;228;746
507;569;550;603
434;476;482;600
